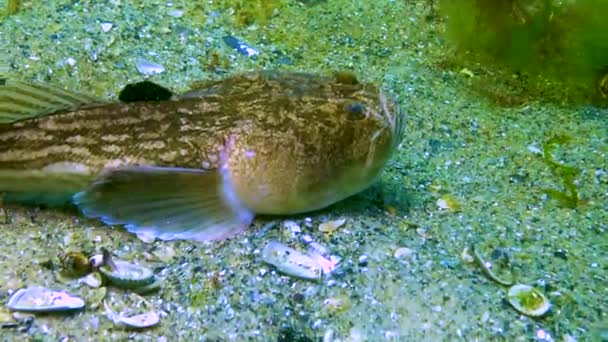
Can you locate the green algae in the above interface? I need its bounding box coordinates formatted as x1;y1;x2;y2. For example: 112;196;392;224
439;0;608;105
7;0;20;15
541;134;587;208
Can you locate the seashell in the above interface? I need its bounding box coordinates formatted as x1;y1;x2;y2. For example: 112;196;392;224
79;273;103;288
7;286;85;313
318;218;346;233
104;301;159;329
261;241;322;281
98;260;155;289
471;245;514;286
507;284;551;317
135;58;165;75
117;311;160;328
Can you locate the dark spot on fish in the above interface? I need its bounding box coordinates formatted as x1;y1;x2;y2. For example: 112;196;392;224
0;79;5;86
344;101;365;120
118;80;173;102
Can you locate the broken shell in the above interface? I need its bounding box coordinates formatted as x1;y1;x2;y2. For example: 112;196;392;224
118;311;160;328
59;252;92;277
79;272;103;288
261;241;322;281
471;245;514;286
436;194;460;213
507;284;551;317
99;260;155;289
135;57;165;75
104;301;160;329
7;286;85;313
318;218;346;233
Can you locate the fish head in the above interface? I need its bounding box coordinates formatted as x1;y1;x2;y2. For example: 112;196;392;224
332;83;405;181
220;72;406;215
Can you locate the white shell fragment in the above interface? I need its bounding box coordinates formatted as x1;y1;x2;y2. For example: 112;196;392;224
318;218;346;233
307;242;338;275
261;241;322;281
79;273;103;288
104;301;160;329
135;58;165;75
507;284;551;317
118;311;160;328
7;286;85;313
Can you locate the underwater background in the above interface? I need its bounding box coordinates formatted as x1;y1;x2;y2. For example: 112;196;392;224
0;0;606;340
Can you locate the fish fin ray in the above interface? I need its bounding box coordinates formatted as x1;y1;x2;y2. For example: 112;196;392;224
72;166;254;242
0;80;100;123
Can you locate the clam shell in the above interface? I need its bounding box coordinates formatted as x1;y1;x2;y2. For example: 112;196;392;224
118;311;160;328
98;260;155;289
261;240;322;281
7;286;85;313
507;284;551;317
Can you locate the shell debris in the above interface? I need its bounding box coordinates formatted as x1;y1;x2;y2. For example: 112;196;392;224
318;218;346;233
135;58;165;75
103;301;160;329
507;284;551;317
261;240;323;281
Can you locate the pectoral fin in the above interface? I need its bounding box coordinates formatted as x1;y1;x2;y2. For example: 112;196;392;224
72;166;254;242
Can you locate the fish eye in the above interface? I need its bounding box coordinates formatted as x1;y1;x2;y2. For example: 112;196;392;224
344;102;365;120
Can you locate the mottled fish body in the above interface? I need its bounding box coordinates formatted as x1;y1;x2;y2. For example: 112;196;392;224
0;71;405;241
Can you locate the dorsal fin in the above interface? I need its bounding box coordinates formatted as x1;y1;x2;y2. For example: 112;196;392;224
0;79;99;124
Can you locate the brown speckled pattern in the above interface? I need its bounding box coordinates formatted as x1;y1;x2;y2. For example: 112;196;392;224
0;71;403;214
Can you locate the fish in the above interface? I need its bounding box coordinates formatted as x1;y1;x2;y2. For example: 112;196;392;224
0;71;405;242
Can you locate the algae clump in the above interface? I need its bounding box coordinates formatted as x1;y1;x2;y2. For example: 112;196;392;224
7;0;21;15
541;134;587;208
439;0;608;103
